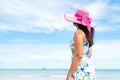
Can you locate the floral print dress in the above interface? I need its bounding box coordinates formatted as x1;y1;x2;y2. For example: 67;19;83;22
70;40;96;80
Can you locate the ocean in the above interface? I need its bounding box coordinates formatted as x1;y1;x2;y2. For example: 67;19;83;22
0;69;120;80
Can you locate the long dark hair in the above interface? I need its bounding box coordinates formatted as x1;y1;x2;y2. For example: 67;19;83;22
73;23;95;47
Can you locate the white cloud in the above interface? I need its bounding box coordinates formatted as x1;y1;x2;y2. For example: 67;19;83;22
108;16;120;23
109;4;120;10
0;0;118;33
92;40;120;69
95;25;118;32
0;0;120;33
0;0;69;33
84;1;108;19
84;1;120;33
0;39;120;69
0;43;71;69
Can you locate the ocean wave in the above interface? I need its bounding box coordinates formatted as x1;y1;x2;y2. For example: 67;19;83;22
50;75;66;78
18;75;35;78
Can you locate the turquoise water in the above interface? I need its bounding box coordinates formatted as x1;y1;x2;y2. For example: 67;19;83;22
0;69;120;80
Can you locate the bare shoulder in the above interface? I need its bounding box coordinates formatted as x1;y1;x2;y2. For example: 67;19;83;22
74;30;83;35
74;30;84;38
74;30;84;42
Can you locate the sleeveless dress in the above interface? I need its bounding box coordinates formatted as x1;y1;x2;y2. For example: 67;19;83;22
70;40;96;80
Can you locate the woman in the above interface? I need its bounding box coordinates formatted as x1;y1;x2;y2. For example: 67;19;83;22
64;8;96;80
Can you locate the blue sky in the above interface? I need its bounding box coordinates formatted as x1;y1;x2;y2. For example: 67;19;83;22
0;0;120;69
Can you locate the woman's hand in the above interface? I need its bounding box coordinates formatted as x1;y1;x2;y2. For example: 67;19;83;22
66;74;72;80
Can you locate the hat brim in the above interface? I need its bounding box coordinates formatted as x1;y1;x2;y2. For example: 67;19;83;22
64;14;81;24
64;14;96;28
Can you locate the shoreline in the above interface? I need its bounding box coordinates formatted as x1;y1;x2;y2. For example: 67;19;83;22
0;68;120;70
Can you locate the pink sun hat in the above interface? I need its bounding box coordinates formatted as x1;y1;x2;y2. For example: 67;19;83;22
64;8;96;32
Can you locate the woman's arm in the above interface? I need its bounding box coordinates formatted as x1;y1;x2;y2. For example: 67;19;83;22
89;48;92;58
66;31;84;80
